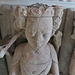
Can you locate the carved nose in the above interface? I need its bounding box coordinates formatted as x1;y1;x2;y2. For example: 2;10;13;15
36;33;43;43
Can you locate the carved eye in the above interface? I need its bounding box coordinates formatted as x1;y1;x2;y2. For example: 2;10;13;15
31;32;36;38
43;33;50;38
31;35;35;38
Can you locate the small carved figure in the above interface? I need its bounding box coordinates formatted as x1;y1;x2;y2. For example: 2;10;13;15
52;31;63;54
0;4;63;75
13;6;27;31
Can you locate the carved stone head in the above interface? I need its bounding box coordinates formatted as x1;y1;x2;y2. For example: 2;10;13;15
14;4;63;49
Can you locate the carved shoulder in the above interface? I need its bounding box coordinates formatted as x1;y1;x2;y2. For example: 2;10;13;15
48;43;58;64
12;43;26;65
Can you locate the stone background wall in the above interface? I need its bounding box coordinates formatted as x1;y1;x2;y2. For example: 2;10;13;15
59;9;75;75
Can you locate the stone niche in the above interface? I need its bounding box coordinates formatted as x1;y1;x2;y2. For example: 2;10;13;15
0;4;75;75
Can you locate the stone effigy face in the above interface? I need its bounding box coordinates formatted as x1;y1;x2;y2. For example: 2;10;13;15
0;3;63;75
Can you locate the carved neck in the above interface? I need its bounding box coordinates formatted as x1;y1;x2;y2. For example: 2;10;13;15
27;42;45;52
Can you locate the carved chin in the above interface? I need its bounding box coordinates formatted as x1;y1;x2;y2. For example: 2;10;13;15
28;40;46;49
31;43;45;49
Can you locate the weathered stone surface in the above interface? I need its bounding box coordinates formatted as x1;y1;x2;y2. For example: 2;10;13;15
69;48;75;75
0;9;8;75
6;52;12;74
0;5;15;39
71;26;75;39
59;9;67;32
0;57;8;75
74;11;75;19
73;20;75;26
71;20;75;39
59;9;75;75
